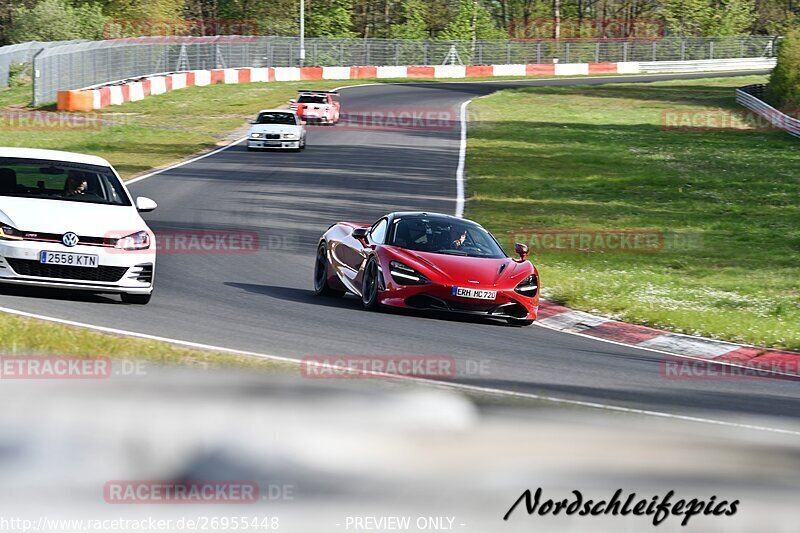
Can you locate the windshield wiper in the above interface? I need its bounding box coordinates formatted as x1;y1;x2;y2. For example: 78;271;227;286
433;249;469;256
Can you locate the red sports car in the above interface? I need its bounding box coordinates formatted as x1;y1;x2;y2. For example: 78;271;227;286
313;212;539;325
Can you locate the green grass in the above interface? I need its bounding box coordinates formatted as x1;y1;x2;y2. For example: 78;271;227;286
467;75;800;350
0;312;294;371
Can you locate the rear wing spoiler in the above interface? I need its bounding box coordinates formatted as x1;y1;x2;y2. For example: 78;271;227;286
297;90;339;96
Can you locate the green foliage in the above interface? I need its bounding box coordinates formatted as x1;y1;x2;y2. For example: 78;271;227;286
9;0;107;42
754;0;798;34
662;0;755;36
769;29;800;107
709;0;756;35
439;0;506;41
101;0;184;20
389;0;428;39
306;0;356;38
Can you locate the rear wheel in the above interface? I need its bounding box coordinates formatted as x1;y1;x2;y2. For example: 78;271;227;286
314;243;344;297
361;257;381;310
121;293;151;305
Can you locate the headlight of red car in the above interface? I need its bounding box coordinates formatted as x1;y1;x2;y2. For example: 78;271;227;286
514;274;538;296
389;261;430;285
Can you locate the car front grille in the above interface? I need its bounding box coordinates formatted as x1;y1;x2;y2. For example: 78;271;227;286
405;294;529;318
5;258;127;282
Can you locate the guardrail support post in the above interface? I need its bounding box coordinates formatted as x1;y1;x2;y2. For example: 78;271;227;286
31;49;43;106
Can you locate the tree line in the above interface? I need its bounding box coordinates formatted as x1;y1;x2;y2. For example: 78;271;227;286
0;0;794;46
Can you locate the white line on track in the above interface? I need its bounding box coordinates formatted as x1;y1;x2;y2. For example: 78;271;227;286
127;137;248;185
1;304;798;436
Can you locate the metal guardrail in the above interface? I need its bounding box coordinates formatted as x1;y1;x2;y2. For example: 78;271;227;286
30;35;779;105
639;57;776;73
0;40;86;89
736;84;800;138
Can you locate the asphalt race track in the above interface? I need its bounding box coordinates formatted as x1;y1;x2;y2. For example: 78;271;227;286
3;70;798;428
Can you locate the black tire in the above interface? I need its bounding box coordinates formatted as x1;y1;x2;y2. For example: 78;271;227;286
361;257;381;310
121;293;152;305
314;243;345;297
507;318;534;327
247;147;256;152
300;138;306;150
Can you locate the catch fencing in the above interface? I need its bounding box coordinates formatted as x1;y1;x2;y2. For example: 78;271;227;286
0;40;86;89
26;35;780;105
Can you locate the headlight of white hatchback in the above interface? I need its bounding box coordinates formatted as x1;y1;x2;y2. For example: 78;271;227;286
250;133;262;138
282;133;298;140
0;223;23;241
115;231;151;251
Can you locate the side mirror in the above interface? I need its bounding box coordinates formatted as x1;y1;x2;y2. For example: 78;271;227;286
352;227;369;241
514;242;529;261
135;196;158;213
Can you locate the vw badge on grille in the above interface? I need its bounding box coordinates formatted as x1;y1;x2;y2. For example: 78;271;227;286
62;232;79;247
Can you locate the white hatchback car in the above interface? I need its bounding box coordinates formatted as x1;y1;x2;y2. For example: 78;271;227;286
247;109;307;151
0;148;157;304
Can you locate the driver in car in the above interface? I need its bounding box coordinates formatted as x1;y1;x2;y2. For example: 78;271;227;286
63;172;88;197
449;227;467;249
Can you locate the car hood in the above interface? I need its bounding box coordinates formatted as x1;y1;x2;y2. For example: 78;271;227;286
249;124;301;134
388;247;532;287
0;197;146;237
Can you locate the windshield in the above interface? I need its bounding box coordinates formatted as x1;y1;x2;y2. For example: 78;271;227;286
388;216;506;258
254;112;297;125
0;158;131;206
298;95;328;104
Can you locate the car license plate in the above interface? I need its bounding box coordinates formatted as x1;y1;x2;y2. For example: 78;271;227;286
453;287;497;300
264;141;281;146
40;251;98;268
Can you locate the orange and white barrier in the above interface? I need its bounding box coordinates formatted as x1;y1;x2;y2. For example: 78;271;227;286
56;58;771;111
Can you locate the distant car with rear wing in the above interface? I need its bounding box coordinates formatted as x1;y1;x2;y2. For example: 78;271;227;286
289;90;340;125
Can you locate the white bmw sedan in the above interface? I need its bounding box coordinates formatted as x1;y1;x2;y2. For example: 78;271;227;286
0;148;157;304
247;109;307;151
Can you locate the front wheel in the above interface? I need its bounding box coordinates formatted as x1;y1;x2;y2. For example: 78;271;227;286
314;243;344;297
121;293;152;305
361;258;381;310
